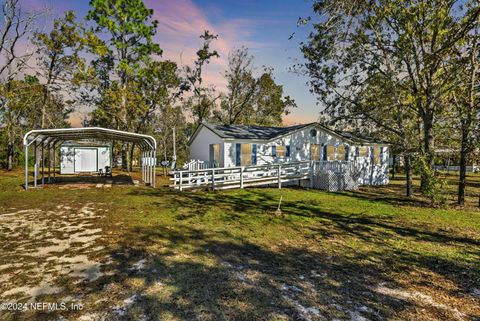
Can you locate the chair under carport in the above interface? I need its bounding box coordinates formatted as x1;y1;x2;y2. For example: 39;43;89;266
23;127;157;190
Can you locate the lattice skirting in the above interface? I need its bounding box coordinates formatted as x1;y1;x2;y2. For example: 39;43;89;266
312;170;360;191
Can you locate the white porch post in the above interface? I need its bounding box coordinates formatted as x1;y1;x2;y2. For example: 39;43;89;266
240;166;244;189
278;164;282;189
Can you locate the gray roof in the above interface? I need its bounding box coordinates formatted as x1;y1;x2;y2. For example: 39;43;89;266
192;122;386;145
202;122;312;140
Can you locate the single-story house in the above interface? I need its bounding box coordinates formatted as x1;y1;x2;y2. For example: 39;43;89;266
188;122;390;185
60;141;111;174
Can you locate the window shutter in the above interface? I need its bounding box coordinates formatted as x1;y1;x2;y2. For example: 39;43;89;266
345;145;349;161
235;144;241;166
323;145;327;161
286;145;291;157
252;144;257;165
272;145;276;157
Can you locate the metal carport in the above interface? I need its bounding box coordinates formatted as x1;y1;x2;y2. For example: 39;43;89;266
23;127;157;190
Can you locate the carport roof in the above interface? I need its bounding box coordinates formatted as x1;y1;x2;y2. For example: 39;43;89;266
23;127;156;150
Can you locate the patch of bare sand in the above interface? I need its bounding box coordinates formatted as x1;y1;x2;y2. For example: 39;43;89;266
374;283;467;320
0;203;109;300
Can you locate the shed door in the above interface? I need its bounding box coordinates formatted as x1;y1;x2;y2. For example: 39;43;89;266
74;148;97;172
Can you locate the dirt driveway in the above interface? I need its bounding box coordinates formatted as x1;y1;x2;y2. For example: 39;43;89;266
0;201;122;320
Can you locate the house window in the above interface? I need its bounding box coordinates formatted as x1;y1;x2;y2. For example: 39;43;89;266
272;145;291;158
209;144;220;167
337;145;346;161
236;143;256;166
310;144;320;161
359;146;368;157
374;145;381;164
326;145;335;161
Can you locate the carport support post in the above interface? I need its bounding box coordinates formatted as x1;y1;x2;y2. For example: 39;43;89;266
143;151;146;184
145;151;148;184
41;142;45;186
53;142;56;181
149;150;153;186
144;151;147;184
34;142;37;188
147;151;150;185
140;151;143;182
153;149;156;188
47;142;51;183
24;144;28;190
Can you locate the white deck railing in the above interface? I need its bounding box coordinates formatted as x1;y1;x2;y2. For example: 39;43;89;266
171;161;312;191
182;159;211;171
170;160;371;191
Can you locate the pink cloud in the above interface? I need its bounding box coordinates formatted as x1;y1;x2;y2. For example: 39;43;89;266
146;0;261;92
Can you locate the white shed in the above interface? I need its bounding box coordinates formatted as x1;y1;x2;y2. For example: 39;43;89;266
60;142;111;174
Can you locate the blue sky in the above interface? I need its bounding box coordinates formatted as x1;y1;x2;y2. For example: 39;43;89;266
25;0;319;125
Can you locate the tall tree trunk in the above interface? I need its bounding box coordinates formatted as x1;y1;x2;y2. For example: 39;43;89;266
405;154;413;197
7;139;14;171
458;130;469;205
41;85;49;129
122;144;129;172
121;82;129;170
391;149;396;179
421;112;435;192
129;143;135;172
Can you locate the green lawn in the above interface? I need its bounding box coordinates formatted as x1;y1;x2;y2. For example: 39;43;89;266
0;169;479;321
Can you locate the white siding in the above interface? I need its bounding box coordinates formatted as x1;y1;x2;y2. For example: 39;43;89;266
235;125;348;165
189;126;225;167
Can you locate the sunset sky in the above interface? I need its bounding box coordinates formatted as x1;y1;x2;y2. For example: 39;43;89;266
23;0;319;126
